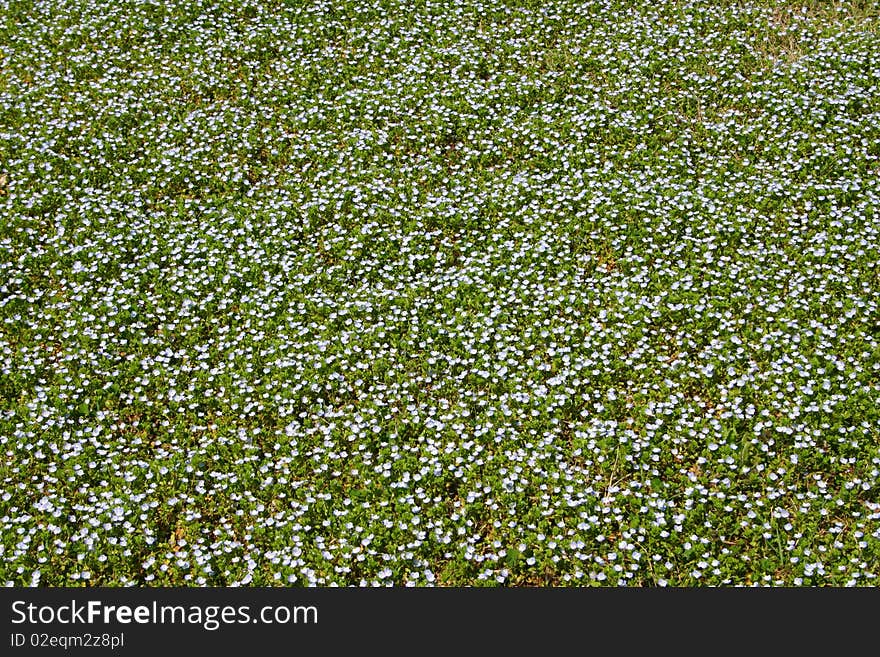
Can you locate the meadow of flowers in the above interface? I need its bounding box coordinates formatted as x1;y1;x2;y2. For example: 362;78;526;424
1;0;878;586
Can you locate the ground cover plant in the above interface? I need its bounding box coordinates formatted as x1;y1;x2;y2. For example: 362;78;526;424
1;0;879;586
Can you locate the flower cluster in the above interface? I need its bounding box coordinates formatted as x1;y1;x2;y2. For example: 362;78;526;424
1;0;878;586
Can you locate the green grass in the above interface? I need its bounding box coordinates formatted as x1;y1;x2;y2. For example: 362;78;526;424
1;0;879;586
